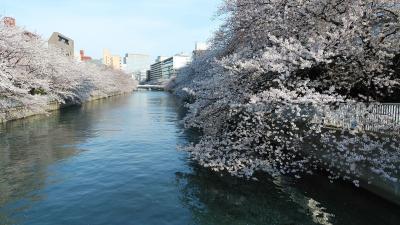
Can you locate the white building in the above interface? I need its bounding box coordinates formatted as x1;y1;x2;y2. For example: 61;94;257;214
149;54;191;82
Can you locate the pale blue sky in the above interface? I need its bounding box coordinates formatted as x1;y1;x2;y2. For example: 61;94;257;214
1;0;221;60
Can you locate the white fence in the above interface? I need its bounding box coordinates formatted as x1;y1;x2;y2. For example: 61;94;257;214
324;103;400;133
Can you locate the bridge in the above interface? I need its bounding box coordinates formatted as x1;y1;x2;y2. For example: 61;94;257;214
137;85;165;91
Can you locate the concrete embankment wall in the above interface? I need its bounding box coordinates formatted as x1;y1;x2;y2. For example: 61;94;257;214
309;140;400;206
0;91;131;124
359;165;400;205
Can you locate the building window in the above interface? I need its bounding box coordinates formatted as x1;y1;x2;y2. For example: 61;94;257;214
58;35;70;45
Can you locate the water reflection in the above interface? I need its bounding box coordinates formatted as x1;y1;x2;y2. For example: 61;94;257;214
176;163;400;225
0;114;81;202
0;95;132;224
176;165;320;225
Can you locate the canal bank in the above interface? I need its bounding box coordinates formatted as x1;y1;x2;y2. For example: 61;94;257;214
0;90;135;124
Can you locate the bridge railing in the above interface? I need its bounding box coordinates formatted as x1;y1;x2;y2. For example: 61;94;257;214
137;85;165;90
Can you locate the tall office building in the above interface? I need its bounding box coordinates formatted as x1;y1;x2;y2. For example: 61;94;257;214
149;54;191;82
123;53;151;82
162;54;192;79
103;49;113;67
112;55;121;70
103;49;121;70
150;61;163;81
149;56;168;81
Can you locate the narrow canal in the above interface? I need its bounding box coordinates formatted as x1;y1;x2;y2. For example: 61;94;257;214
0;92;399;225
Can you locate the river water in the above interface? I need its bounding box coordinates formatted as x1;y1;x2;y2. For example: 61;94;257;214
0;92;399;225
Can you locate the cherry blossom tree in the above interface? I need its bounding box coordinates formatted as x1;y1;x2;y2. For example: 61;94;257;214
0;22;136;113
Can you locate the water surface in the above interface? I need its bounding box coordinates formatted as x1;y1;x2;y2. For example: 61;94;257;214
0;92;399;225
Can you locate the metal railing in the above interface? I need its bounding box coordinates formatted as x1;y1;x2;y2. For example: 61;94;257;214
324;103;400;132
